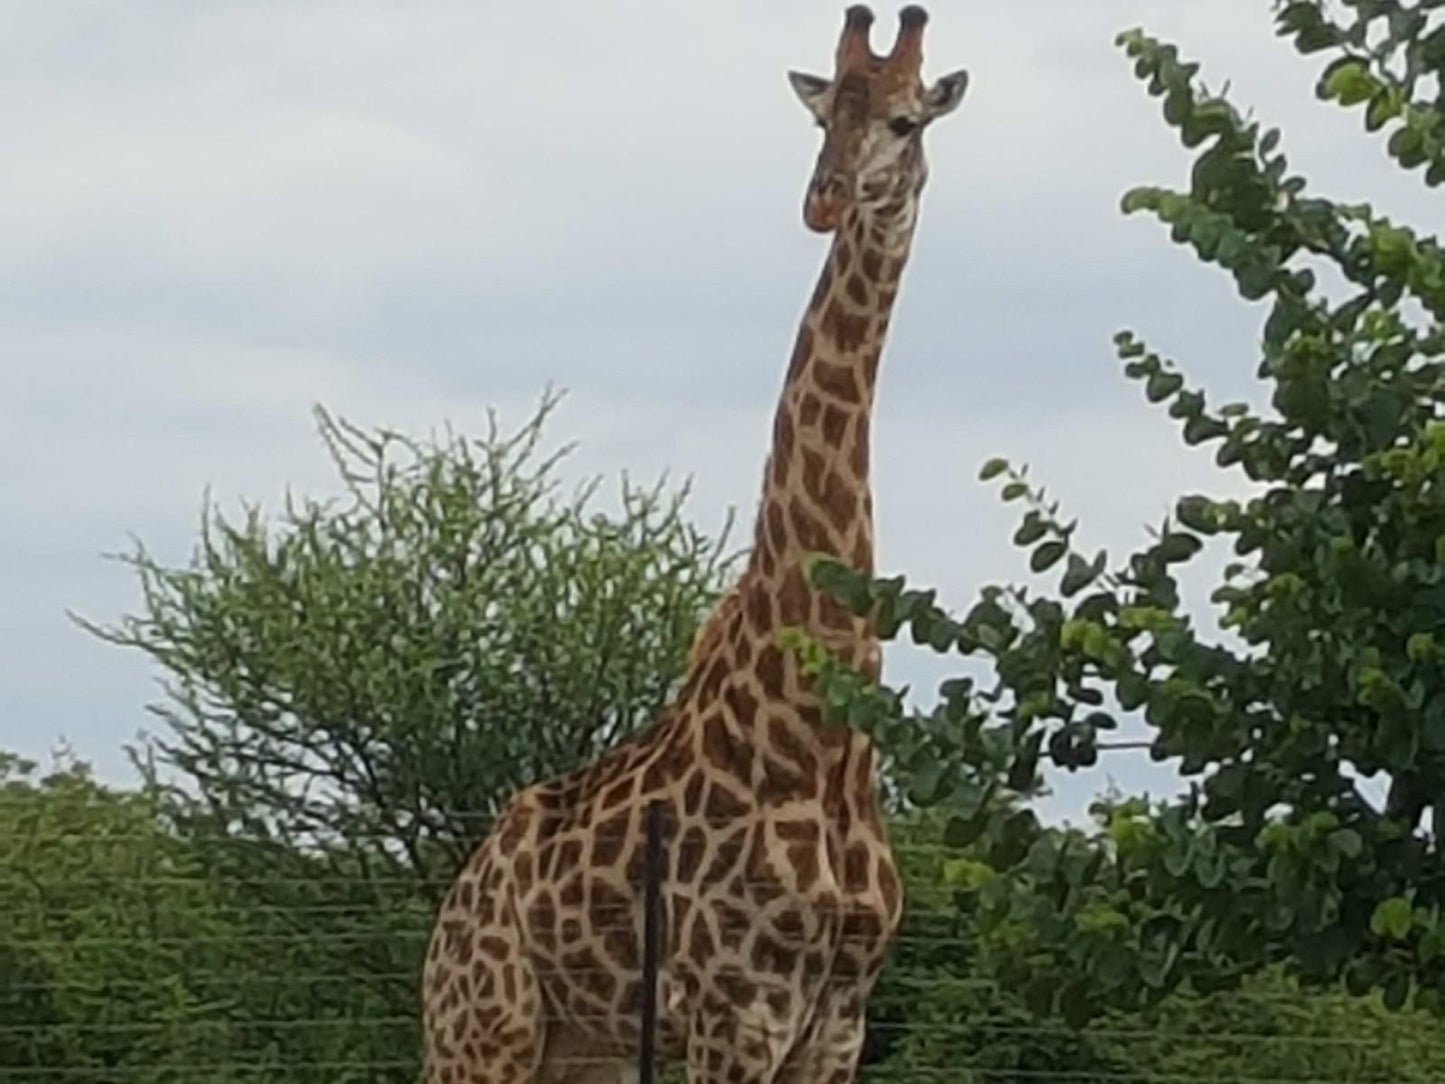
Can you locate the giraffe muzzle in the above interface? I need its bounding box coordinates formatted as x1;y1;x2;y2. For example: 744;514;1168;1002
803;175;846;233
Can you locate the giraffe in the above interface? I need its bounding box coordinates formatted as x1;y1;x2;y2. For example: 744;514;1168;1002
422;7;968;1084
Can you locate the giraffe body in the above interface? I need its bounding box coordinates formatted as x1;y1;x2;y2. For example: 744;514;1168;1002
423;8;968;1083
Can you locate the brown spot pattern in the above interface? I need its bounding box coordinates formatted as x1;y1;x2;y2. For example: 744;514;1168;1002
777;565;810;626
822;299;870;352
745;582;774;633
496;812;526;856
771;409;795;487
722;683;759;729
861;247;883;280
766;499;787;555
812;359;860;404
821;404;848;447
788;497;830;552
591;811;629;868
843;841;871;893
756;644;785;698
846;272;869;305
704;783;749;822
849;421;869;478
698;653;729;706
809;261;835;309
677;825;708;884
820;469;857;534
801;447;824;505
682;771;705;816
787;326;815;381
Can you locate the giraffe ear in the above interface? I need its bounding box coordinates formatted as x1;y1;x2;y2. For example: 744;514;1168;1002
923;68;969;120
788;70;832;121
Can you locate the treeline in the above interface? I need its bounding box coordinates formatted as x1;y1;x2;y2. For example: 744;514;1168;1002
6;756;1445;1082
1;751;419;1081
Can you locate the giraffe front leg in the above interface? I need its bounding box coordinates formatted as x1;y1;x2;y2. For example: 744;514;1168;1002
773;987;869;1084
684;1001;796;1084
422;866;547;1084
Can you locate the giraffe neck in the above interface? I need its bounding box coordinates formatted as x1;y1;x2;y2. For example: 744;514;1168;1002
670;187;923;757
748;195;920;601
656;200;923;798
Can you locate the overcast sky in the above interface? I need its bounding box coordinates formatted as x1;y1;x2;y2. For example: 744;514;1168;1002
2;1;1436;823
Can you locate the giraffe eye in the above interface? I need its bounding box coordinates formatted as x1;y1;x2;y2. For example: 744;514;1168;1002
888;116;919;137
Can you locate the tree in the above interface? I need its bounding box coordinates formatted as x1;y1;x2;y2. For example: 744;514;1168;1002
799;2;1445;1019
83;391;735;896
862;813;1445;1083
863;812;1139;1083
46;393;734;1081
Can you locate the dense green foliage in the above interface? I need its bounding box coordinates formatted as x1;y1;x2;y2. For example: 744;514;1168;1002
862;814;1445;1083
804;1;1445;1020
9;760;1445;1082
0;752;417;1082
864;814;1141;1082
1281;0;1445;183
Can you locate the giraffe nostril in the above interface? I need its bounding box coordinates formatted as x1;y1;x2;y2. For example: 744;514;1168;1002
804;188;842;233
809;174;845;206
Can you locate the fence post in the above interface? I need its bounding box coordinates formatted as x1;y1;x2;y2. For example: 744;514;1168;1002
638;800;665;1084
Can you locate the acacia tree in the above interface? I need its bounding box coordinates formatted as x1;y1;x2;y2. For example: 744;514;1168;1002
801;1;1445;1019
83;391;735;897
32;394;733;1082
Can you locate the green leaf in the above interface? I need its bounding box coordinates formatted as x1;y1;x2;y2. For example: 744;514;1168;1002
1156;532;1203;563
1121;186;1162;215
979;457;1009;481
942;813;989;849
1176;495;1217;533
1146;370;1185;402
941;856;995;888
1383;970;1411;1011
1389;126;1426;168
1009;731;1046;791
1059;981;1094;1026
1319;58;1374;105
1330;828;1363;860
1013;513;1047;546
1060;553;1097;597
1367;87;1403;131
1371;897;1414;940
1031;541;1067;573
1183;414;1229;444
1117;672;1149;711
1425;699;1445;752
1406;632;1435;663
907;760;949;807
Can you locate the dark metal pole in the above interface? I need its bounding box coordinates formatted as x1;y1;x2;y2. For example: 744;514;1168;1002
638;801;665;1084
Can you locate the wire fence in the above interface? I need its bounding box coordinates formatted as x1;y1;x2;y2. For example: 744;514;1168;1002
6;803;1445;1084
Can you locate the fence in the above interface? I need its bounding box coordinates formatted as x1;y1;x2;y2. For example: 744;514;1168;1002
4;798;1445;1084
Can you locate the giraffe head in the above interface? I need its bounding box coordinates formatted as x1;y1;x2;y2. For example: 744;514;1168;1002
788;5;968;233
